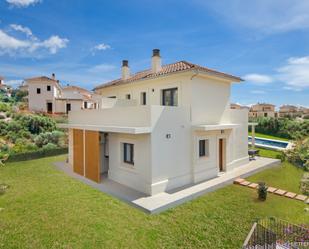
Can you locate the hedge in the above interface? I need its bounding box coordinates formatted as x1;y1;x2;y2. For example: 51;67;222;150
7;147;68;162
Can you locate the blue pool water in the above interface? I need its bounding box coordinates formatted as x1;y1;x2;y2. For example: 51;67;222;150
248;137;288;149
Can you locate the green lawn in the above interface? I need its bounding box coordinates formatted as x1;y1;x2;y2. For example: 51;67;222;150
248;132;290;141
0;156;308;249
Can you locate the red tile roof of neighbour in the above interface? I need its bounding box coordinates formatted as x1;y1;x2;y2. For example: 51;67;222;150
63;85;91;95
94;60;243;90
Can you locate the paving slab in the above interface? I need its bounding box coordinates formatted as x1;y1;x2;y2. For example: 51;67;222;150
234;178;245;184
274;189;287;196
240;181;251;186
267;187;277;193
284;192;297;199
55;157;280;214
248;183;258;189
295;194;307;201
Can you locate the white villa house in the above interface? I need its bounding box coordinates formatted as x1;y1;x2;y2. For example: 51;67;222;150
64;49;249;196
24;74;98;114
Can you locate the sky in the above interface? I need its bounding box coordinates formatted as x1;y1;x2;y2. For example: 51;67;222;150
0;0;309;107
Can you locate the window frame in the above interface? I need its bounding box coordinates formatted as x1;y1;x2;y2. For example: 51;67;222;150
123;143;134;165
141;92;146;105
199;139;209;158
162;87;178;106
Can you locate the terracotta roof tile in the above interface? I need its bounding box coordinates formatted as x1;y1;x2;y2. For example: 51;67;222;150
94;61;243;90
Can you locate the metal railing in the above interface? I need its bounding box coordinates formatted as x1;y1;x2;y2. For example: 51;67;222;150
243;217;309;249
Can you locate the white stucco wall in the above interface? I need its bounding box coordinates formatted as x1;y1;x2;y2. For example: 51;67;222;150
28;82;59;112
108;133;152;194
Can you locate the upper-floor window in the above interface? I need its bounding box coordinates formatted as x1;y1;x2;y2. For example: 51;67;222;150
108;96;116;98
37;88;41;94
162;88;178;106
141;92;146;105
123;143;134;165
47;85;51;91
199;139;209;157
125;94;131;100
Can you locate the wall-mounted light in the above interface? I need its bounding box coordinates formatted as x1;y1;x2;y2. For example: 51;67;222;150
152;89;155;92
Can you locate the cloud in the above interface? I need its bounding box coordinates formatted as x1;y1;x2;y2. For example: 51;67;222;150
199;0;309;33
277;56;309;91
243;74;273;85
88;64;116;73
10;24;34;38
5;79;23;87
93;43;111;51
6;0;41;8
0;25;68;56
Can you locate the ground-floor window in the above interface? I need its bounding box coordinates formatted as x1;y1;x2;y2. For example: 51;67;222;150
123;143;134;165
199;139;209;157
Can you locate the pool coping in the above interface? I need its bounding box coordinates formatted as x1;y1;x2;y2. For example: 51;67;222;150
248;136;293;151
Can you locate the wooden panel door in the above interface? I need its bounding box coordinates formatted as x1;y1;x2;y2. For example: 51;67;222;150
85;130;100;183
73;129;84;176
219;139;223;172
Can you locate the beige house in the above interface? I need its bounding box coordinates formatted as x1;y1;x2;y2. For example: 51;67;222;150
24;74;98;114
249;103;277;118
64;49;249;196
230;103;249;110
279;105;301;118
0;76;12;93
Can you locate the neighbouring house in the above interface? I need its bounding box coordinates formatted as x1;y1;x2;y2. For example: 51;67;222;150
63;49;249;196
230;103;250;110
279;105;300;118
24;74;99;114
249;103;277;118
0;76;12;97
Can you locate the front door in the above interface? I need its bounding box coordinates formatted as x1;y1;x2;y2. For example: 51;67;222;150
47;102;53;113
219;138;224;172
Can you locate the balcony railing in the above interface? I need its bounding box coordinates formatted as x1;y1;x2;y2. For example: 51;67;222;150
243;217;309;249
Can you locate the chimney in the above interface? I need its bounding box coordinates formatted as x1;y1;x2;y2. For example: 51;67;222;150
151;49;162;73
121;60;130;80
51;73;56;80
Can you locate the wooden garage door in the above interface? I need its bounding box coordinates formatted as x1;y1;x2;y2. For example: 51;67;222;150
85;130;100;183
73;129;84;176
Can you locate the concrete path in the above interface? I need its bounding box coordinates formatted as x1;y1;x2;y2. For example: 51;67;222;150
54;157;280;214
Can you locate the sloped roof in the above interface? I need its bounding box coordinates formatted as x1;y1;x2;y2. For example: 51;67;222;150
94;60;243;90
25;76;58;83
63;85;91;95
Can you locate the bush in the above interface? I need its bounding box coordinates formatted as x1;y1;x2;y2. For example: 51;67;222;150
34;131;65;148
284;138;309;171
42;143;58;150
0;114;5;119
7;147;68;162
300;173;309;196
258;182;268;201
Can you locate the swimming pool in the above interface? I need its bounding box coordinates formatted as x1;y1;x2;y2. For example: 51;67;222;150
248;136;289;150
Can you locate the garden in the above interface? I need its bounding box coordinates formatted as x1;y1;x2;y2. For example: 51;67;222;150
0;92;68;164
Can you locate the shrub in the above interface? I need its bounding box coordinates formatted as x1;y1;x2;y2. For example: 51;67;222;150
284;138;309;171
34;131;65;148
7;147;68;162
42;143;58;150
300;173;309;196
258;182;268;201
0;114;5;120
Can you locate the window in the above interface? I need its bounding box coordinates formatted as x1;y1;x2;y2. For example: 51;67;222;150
108;96;116;98
162;88;178;106
84;102;87;109
37;88;41;94
141;92;146;105
123;143;134;165
47;85;51;91
199;139;209;157
125;94;131;100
